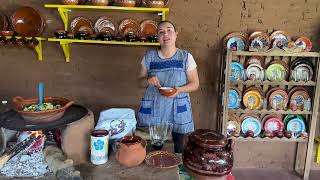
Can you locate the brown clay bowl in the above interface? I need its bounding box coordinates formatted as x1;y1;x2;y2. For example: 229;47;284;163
159;87;177;96
12;96;74;123
61;0;79;5
11;6;45;37
91;0;110;6
118;19;140;37
70;17;94;35
114;0;139;7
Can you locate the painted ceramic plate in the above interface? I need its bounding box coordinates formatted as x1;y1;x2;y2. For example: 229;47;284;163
249;32;270;49
262;114;283;127
272;38;289;49
228;89;241;109
290;57;314;70
246;64;264;80
266;63;286;81
290;90;310;111
243;90;263;110
223;32;248;51
140;19;158;37
226;37;246;51
286;118;306;135
294;64;313;81
227;121;241;136
70;16;94;35
118;19;140;38
230;62;245;81
283;114;305;127
145;151;180;169
269;89;288;110
240;113;260;122
270;31;291;41
241;117;262;137
264;117;284;132
245;56;264;68
295;37;312;52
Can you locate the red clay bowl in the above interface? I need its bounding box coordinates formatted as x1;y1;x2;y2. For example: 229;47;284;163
159;87;177;97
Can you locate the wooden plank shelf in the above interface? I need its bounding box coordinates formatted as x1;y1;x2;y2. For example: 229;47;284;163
229;109;312;115
230;80;316;86
229;136;308;143
232;50;320;57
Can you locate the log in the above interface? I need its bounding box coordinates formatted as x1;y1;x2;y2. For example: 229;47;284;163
61;109;94;165
43;131;83;180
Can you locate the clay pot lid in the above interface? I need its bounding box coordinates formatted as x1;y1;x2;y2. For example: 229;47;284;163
118;19;140;37
140;19;157;38
94;16;116;35
189;129;228;149
142;0;169;7
11;6;45;37
70;16;94;35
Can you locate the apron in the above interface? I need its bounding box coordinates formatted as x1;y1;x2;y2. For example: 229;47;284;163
138;49;194;133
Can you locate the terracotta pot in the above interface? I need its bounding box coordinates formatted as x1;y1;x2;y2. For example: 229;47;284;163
62;0;79;5
183;129;234;177
116;135;146;167
91;0;110;6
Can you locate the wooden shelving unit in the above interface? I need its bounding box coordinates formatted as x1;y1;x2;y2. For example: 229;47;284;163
221;49;320;180
44;4;169;62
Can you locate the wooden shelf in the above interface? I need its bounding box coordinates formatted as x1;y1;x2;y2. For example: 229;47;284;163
48;38;160;62
230;80;316;86
2;36;46;61
44;4;169;30
221;50;320;180
232;50;320;57
229;109;312;115
229;136;308;143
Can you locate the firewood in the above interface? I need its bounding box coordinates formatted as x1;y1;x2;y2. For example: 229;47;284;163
0;135;40;169
44;131;83;180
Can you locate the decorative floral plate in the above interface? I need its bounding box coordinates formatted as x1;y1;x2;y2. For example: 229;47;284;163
241;117;261;137
228;89;241;109
266;63;286;81
230;62;245;81
286;118;306;135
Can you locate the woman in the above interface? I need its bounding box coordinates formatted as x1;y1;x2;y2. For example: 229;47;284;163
138;20;199;153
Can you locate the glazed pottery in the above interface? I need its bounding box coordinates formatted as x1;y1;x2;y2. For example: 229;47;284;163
91;0;110;6
183;129;234;178
114;0;139;7
62;0;79;5
116;135;146;167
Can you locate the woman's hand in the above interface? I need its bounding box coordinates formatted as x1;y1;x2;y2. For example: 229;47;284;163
147;76;161;88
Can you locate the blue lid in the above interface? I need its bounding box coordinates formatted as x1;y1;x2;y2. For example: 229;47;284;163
241;117;262;137
228;89;240;109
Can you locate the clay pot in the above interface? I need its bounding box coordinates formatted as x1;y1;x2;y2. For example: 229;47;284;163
116;135;146;167
183;129;234;178
91;0;110;6
114;0;138;7
145;0;165;8
62;0;79;5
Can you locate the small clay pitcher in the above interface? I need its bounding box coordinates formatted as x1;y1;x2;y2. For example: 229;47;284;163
116;135;146;167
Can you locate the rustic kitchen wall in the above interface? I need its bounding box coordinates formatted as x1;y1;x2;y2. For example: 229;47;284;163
0;0;320;169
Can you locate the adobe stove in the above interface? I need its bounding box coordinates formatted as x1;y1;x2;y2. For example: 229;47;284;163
0;104;89;179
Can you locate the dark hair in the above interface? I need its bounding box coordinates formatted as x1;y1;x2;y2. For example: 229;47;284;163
158;20;176;31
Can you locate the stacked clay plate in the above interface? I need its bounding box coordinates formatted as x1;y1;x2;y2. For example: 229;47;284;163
240;113;261;137
242;86;263;110
245;56;265;80
266;60;289;81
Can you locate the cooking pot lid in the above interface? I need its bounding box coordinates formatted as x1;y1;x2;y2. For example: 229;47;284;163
189;129;228;149
0;104;88;131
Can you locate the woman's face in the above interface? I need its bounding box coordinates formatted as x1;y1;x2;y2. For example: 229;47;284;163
157;22;177;47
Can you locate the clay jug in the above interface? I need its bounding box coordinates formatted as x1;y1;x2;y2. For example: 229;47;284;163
116;135;146;167
183;129;234;179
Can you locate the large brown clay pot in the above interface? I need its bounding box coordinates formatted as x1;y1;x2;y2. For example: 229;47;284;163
183;129;234;179
116;135;146;167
